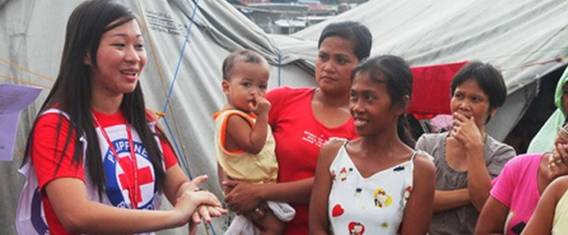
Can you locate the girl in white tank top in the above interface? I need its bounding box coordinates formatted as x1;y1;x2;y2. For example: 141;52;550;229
328;142;416;234
309;55;436;235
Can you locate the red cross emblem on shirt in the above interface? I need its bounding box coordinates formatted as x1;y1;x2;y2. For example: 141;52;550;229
118;156;154;206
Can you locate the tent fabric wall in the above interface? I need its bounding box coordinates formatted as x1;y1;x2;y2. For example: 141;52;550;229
283;0;568;140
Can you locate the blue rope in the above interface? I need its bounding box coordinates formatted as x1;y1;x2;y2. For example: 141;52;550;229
208;222;218;235
158;1;221;234
162;119;190;179
161;0;201;179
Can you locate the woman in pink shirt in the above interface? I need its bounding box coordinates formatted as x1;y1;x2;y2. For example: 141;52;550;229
475;123;568;235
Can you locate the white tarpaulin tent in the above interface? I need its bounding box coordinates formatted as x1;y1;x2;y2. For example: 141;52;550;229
2;0;568;234
281;0;568;140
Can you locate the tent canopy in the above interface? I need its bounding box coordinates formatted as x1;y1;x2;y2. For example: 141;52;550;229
275;0;568;140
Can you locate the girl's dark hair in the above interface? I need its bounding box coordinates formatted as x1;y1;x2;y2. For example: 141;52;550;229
352;55;415;146
23;0;165;198
318;21;372;61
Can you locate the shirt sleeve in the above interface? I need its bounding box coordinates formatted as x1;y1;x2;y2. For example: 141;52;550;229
490;157;520;208
415;134;433;153
146;110;179;169
266;86;289;127
487;144;517;178
160;135;178;169
32;113;84;189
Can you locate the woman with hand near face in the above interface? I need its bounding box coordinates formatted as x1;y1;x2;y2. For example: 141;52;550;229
476;122;568;235
222;21;372;235
527;67;568;153
415;62;516;235
16;1;225;234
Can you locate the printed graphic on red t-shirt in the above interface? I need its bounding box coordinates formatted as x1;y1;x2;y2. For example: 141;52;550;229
301;130;329;148
99;124;159;210
27;110;177;235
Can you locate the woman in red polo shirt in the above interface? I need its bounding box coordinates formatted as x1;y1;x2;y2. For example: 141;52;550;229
223;21;372;235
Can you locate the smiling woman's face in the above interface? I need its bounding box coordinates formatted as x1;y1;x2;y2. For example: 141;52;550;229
87;19;146;97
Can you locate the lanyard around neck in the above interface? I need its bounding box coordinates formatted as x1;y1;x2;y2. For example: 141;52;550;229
92;113;140;209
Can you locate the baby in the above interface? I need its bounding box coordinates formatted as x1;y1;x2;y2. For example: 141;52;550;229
214;49;294;234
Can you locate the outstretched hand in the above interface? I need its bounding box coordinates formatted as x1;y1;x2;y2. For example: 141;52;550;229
176;175;207;198
174;175;227;227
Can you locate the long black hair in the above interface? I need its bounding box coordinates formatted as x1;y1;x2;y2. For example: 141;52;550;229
23;0;165;198
351;55;416;147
